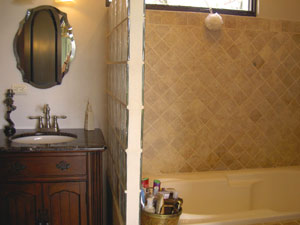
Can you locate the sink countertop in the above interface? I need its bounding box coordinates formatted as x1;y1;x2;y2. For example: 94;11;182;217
0;129;106;153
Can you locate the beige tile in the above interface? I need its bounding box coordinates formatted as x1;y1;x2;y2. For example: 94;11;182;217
252;34;267;51
244;30;259;42
151;136;168;150
174;12;187;25
153;98;170;115
282;20;296;32
177;144;195;159
161;88;178;105
223;135;236;150
143;10;300;175
270;20;282;32
152;58;170;75
187;13;202;26
249;109;262;122
179;163;194;173
281;90;294;105
144;107;160;124
221;152;236;167
290;48;300;62
224;16;237;29
281;73;295;88
283;55;296;72
151;77;169;95
147;11;162;24
218;32;235;51
257;18;271;31
145;89;159;105
206;152;220;168
161;108;179;124
145;48;160;66
162;29;180;46
146;29;162;48
152;40;170;57
226;44;241;59
252;54;265;69
154;25;171;38
269;36;283;53
196;163;211;172
289;78;300;96
294;125;300;138
160;11;177;25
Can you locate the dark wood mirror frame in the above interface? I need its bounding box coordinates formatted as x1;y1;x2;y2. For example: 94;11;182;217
14;5;75;89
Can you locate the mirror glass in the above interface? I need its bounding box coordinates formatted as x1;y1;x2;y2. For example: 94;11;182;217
14;5;76;89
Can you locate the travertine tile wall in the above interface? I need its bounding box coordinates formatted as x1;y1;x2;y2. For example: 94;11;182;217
143;10;300;175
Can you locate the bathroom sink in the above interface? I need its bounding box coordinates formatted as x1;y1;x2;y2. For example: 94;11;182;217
11;132;77;145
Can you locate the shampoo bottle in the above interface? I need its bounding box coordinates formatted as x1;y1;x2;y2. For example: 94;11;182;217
84;101;95;130
144;196;155;213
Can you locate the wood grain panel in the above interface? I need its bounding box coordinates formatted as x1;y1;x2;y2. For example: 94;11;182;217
0;154;87;179
44;182;87;225
0;183;41;225
0;151;102;224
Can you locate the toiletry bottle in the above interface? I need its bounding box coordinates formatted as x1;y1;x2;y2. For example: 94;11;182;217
84;101;95;131
141;189;146;209
153;186;159;196
142;178;149;189
153;179;161;190
155;193;164;214
144;196;155;213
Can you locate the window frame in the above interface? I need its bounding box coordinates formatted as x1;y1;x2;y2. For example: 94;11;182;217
106;0;257;17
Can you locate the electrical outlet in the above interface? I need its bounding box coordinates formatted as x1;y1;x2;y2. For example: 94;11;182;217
12;84;27;95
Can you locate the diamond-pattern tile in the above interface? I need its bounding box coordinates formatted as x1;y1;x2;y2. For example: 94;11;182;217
143;10;300;175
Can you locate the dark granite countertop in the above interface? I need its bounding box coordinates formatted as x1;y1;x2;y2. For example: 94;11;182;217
0;129;106;153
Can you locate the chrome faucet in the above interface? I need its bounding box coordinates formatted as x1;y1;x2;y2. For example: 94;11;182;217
43;104;51;129
29;104;66;132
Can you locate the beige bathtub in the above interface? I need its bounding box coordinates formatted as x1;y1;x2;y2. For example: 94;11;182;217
148;166;300;225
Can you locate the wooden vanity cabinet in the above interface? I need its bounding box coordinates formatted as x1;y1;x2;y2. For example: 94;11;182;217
0;151;103;225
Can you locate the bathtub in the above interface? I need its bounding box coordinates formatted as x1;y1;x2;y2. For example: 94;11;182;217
148;166;300;225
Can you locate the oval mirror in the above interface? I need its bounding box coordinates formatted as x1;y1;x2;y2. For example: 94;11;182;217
14;5;76;89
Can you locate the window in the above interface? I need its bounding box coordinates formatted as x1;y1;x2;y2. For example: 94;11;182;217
146;0;256;16
106;0;256;16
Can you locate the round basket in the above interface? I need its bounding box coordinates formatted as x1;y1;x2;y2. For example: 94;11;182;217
141;209;182;225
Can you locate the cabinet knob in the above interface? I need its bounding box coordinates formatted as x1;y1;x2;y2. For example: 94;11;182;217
56;160;70;171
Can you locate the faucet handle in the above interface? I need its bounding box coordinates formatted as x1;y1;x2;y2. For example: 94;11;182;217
43;104;50;114
52;115;67;132
29;116;43;129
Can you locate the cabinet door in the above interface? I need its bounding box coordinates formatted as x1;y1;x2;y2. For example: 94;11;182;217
0;183;42;225
43;182;88;225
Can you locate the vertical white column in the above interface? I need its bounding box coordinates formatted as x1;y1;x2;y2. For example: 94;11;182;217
126;0;145;224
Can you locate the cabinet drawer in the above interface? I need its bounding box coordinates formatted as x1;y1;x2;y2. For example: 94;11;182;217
0;154;87;179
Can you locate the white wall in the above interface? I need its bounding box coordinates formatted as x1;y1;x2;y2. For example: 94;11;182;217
258;0;300;21
0;0;107;131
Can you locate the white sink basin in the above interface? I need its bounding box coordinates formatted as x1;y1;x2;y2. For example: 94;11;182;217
11;133;77;144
